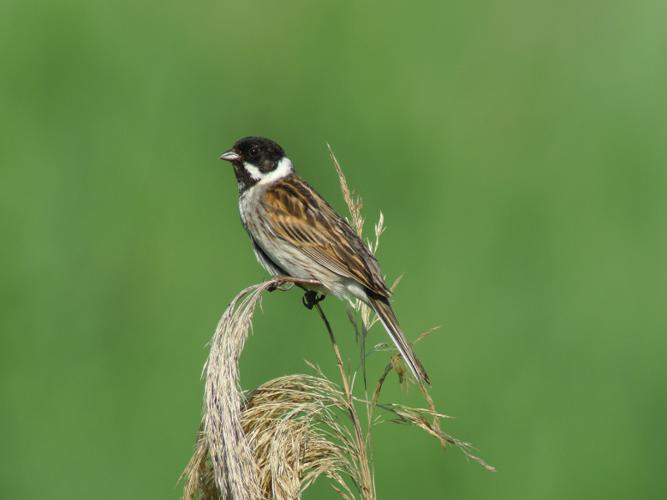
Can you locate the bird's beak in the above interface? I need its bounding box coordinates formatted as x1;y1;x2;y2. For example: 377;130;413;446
219;150;241;162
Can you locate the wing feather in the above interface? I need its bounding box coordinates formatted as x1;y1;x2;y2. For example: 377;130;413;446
261;176;390;298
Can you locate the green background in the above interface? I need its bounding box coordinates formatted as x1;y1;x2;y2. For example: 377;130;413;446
2;0;666;498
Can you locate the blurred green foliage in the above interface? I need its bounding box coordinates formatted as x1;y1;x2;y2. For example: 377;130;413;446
1;0;666;498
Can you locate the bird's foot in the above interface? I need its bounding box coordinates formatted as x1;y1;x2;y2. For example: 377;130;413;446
302;290;326;310
268;277;296;293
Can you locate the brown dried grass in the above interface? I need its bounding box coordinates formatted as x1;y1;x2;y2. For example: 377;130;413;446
180;147;493;500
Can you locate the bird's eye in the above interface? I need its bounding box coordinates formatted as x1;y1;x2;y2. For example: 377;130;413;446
250;146;259;156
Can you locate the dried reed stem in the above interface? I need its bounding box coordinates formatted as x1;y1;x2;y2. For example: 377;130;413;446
314;303;375;499
184;277;320;499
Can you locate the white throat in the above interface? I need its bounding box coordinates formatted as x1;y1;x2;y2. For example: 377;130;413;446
243;157;293;185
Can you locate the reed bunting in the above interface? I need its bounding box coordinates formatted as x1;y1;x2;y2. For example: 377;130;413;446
219;137;430;384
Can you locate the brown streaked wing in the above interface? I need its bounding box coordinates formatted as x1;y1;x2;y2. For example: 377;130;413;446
261;176;390;298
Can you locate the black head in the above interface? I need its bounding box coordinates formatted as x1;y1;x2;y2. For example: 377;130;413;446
220;137;291;192
220;136;284;170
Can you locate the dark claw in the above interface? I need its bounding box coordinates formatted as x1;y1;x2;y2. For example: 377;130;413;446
302;290;325;310
267;283;278;292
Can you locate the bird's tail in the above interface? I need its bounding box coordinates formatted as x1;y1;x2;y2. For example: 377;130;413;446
369;297;430;385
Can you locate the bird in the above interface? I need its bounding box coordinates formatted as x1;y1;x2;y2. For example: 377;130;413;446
219;136;430;385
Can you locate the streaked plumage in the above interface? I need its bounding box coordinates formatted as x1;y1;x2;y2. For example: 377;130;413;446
220;137;430;384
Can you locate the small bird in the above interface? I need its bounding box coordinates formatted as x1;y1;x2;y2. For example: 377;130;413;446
220;137;430;384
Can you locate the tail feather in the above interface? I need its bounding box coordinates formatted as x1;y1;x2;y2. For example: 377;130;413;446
369;298;430;385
